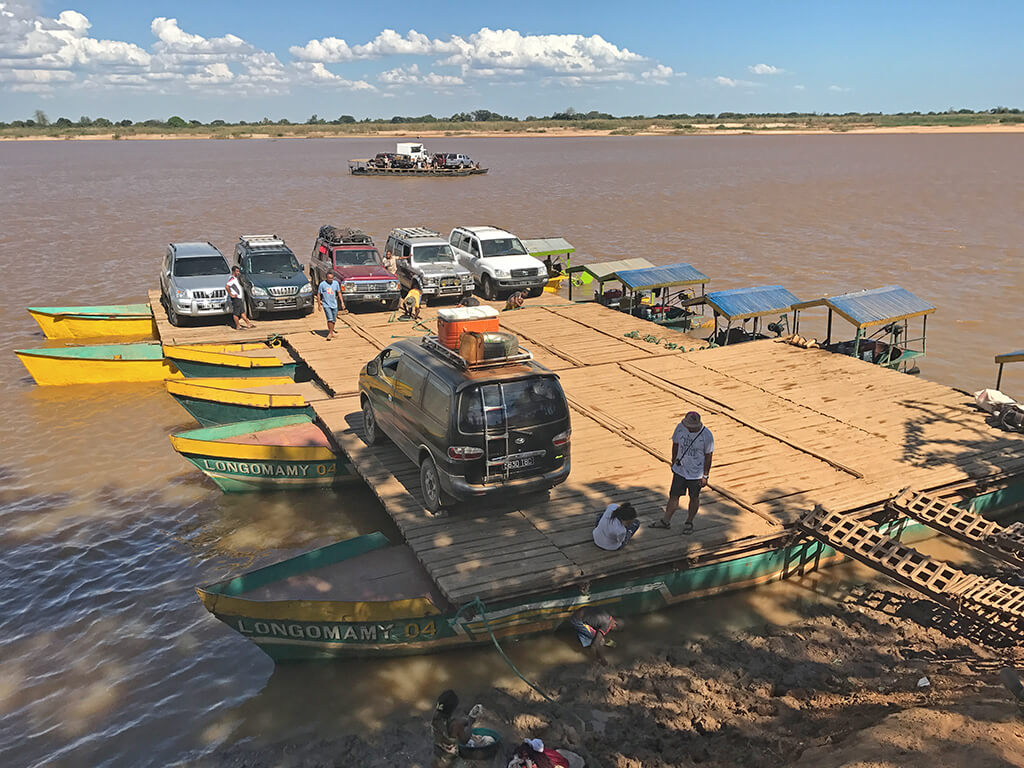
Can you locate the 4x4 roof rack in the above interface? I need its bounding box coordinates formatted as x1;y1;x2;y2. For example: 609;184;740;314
421;336;533;370
391;227;441;240
463;225;506;234
319;225;373;246
239;234;288;249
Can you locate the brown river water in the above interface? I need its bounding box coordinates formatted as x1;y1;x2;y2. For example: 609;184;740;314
1;136;1022;766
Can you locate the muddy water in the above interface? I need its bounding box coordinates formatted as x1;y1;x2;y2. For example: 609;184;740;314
1;136;1022;766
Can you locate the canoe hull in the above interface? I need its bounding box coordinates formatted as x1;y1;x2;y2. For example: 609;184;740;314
163;345;299;379
170;393;314;427
28;305;156;340
172;358;298;379
177;453;356;492
200;481;1024;660
15;348;181;385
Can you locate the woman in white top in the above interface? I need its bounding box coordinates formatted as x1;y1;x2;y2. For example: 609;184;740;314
592;502;640;551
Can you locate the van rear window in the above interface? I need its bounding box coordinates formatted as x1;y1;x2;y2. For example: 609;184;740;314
458;378;567;433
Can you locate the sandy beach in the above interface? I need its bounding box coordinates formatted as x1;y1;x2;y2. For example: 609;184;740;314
2;122;1023;141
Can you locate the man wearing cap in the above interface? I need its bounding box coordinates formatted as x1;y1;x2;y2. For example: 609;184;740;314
651;411;714;534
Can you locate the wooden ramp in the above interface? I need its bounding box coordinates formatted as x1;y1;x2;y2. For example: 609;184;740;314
149;289;318;346
798;505;1024;638
889;489;1024;569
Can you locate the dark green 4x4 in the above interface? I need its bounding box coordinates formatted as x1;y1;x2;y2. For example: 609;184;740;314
232;234;314;319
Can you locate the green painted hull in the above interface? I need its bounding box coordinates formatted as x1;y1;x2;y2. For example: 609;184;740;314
202;482;1024;660
172;358;299;379
179;453;357;492
170;393;314;427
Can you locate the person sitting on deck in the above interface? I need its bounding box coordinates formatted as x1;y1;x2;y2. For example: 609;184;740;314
431;690;482;768
402;281;423;320
568;607;618;666
504;291;526;311
592;502;640;551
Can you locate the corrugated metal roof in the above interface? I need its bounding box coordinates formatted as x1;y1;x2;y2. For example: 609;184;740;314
797;285;936;328
522;237;575;257
706;285;802;320
566;257;654;281
615;263;710;290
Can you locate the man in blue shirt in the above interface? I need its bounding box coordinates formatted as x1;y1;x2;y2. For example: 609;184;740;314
316;270;345;341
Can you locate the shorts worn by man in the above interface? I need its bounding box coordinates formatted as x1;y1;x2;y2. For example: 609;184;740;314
226;267;254;330
651;410;714;534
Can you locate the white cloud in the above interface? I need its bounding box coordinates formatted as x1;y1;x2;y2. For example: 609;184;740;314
378;64;463;88
292;62;376;91
186;62;233;85
828;84;850;92
641;64;677;83
748;63;782;75
794;84;805;90
714;75;757;88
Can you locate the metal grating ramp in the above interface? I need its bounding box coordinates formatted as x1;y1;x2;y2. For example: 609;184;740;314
798;505;1024;638
888;489;1024;569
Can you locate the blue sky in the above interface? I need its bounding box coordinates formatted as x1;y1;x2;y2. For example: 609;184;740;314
1;0;1021;121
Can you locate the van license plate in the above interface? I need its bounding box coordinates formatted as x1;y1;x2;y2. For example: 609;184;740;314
505;456;536;470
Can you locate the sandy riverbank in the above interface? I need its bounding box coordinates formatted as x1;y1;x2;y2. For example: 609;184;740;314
2;123;1024;142
190;581;1024;768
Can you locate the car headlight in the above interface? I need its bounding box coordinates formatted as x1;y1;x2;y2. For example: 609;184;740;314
493;269;510;279
388;281;399;291
344;281;356;292
299;283;312;295
251;286;268;297
423;276;438;286
174;288;191;299
461;273;474;283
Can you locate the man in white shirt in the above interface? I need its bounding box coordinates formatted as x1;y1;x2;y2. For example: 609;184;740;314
651;411;714;534
226;266;254;329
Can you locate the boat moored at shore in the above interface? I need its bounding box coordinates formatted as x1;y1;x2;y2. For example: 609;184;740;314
15;342;180;385
162;341;301;379
169;414;355;492
165;376;324;426
27;304;157;340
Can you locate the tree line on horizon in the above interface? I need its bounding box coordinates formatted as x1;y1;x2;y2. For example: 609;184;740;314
3;106;1023;130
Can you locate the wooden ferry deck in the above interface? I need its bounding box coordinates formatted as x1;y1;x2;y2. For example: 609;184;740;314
148;289;1024;608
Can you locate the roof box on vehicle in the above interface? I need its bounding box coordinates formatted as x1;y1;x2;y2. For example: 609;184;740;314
436;306;500;349
318;225;373;246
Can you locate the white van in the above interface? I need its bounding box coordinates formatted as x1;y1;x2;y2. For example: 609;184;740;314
396;142;430;162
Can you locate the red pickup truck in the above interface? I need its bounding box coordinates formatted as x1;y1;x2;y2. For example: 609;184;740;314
308;225;401;310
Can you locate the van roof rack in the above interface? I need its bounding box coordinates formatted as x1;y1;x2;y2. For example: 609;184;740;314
391;227;442;240
318;225;373;246
421;336;533;370
239;234;286;249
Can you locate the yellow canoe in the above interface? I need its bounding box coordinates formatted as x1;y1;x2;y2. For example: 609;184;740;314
27;304;157;340
15;343;181;386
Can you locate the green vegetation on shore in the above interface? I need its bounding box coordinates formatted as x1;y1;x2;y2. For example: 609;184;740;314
3;106;1023;139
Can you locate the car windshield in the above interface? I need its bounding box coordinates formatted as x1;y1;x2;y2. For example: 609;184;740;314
414;244;455;264
174;256;229;277
458;377;568;433
481;238;528;258
248;251;300;274
334;248;381;267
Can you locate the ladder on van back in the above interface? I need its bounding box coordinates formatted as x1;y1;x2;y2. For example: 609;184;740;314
481;384;510;481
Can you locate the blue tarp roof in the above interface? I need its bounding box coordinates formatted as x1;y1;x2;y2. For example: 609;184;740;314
794;285;936;328
706;285;801;320
614;263;710;290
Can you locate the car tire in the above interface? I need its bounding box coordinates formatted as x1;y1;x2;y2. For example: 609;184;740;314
480;275;497;301
528;286;544;298
246;296;261;321
167;305;181;327
419;455;445;514
363;399;384;445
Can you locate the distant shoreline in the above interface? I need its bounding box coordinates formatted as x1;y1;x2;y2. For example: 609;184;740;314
2;122;1023;142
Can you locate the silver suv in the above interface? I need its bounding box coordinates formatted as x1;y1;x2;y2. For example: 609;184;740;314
159;242;232;326
385;227;474;301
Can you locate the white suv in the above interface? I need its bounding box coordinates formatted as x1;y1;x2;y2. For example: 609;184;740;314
448;226;548;300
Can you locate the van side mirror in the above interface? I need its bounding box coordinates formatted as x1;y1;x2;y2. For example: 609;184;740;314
365;360;379;377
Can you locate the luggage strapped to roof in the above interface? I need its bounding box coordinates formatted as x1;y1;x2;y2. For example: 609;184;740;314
318;225;373;246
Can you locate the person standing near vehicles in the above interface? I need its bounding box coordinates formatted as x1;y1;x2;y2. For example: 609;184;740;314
316;269;345;341
651;411;714;534
226;266;254;329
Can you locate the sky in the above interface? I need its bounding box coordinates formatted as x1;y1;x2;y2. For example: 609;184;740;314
1;0;1022;122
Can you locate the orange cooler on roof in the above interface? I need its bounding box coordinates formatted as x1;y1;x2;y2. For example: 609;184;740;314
436;306;500;349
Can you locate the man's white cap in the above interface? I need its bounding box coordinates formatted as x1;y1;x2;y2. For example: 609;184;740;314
526;738;545;752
